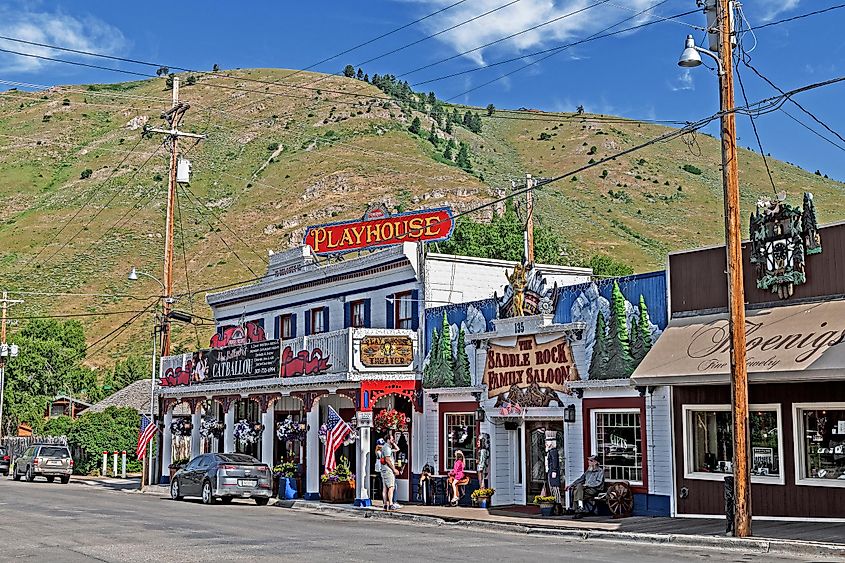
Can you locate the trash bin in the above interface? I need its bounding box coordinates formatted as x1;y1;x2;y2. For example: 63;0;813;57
279;476;298;500
723;476;734;534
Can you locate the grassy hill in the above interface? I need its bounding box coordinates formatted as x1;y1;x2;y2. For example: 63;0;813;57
1;68;843;364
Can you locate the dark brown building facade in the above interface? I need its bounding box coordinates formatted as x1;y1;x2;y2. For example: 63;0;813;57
634;221;845;519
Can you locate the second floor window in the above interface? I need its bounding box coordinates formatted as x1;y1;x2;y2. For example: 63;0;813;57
279;314;294;340
394;291;414;329
310;307;326;334
350;300;366;328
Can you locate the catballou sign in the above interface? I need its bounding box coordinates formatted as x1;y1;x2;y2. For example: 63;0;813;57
206;339;280;381
483;336;579;398
303;207;453;255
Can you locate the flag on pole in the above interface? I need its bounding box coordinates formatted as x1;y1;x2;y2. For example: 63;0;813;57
324;406;352;473
136;415;157;459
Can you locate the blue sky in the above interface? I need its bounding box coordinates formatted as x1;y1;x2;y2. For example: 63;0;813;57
1;0;843;180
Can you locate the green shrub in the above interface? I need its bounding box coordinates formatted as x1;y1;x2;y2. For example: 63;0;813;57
681;164;702;175
80;169;93;179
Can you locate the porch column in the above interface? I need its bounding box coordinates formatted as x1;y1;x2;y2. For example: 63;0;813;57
160;407;173;484
305;403;321;500
411;408;424;474
354;421;372;507
261;409;274;466
190;409;202;459
224;403;236;453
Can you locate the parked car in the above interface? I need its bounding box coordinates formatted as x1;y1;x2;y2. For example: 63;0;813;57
170;453;272;505
0;447;9;476
13;444;73;483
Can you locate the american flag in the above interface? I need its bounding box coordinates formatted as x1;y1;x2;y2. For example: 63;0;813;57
500;402;523;416
136;415;157;459
324;406;352;473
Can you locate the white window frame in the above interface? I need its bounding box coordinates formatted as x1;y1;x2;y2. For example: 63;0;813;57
682;403;785;485
442;411;476;473
793;402;845;489
590;408;645;486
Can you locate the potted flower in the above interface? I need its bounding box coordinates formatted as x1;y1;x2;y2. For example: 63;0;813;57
533;495;557;517
169;457;190;480
276;416;306;444
273;461;298;499
319;456;355;503
170;418;192;437
200;417;225;439
470;487;495;508
374;409;408;434
233;419;264;444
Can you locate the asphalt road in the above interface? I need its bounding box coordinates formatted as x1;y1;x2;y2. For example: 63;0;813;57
0;477;812;562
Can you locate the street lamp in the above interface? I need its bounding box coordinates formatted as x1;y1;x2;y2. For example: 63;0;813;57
675;2;752;539
128;267;165;292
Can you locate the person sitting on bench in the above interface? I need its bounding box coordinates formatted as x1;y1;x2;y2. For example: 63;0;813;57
566;454;605;519
447;450;469;506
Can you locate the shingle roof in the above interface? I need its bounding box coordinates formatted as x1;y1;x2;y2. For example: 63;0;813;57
88;379;157;416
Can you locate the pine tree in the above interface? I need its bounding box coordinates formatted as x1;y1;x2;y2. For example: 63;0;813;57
630;317;645;363
456;142;472;172
463;110;472;127
363;73;369;83
445;114;454;134
486;103;495;116
343;65;355;78
356;68;364;80
428;122;439;145
603;281;634;378
423;328;444;387
588;311;610;380
443;144;453;161
409;116;421;135
451;108;460;125
454;328;471;386
637;295;652;354
427;92;437;108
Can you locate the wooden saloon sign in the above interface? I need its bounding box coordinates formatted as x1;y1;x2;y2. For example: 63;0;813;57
359;335;414;368
483;336;579;406
303;206;453;255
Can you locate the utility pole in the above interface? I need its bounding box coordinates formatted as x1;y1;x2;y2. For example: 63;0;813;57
144;77;205;356
525;174;535;263
715;0;751;537
0;291;23;439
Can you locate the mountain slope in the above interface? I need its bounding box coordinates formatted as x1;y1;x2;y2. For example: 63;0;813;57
1;68;843;363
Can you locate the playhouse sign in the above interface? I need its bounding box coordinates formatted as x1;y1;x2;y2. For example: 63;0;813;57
483;336;579;398
303;207;453;255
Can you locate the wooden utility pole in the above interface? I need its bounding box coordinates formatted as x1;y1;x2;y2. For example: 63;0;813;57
145;77;205;356
525;174;535;263
716;0;751;537
0;291;23;439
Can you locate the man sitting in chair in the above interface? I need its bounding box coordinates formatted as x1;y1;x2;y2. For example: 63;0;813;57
565;454;605;519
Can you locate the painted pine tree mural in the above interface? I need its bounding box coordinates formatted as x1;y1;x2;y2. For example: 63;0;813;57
454;327;471;386
602;281;634;379
588;310;610;380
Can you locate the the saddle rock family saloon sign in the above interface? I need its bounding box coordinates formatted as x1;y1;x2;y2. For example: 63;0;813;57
303;206;454;255
483;336;579;403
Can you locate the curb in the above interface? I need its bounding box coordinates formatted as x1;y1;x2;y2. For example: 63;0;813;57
275;500;845;558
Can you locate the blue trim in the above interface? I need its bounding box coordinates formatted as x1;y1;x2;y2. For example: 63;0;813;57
302;206;455;256
343;301;351;328
323;305;330;332
216;277;420;322
290;313;297;338
304;492;321;501
385;292;395;329
304;310;311;335
363;299;371;328
411;289;419;331
633;494;670;516
353;498;373;507
273;315;281;340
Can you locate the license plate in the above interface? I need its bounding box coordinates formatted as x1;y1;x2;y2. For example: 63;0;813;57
47;461;62;466
237;479;257;487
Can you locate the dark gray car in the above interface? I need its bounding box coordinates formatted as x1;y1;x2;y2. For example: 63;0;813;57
170;453;272;505
0;446;9;476
13;444;73;483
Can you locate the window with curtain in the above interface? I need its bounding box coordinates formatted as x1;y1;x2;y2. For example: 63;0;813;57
394;292;413;329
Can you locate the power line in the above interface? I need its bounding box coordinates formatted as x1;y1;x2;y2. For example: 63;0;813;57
6;309;153;320
749;3;845;31
175;184;202;348
779;108;845;153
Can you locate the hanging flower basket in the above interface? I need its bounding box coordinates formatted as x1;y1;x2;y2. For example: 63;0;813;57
170;418;193;437
275;416;307;443
200;417;225;439
233;419;264;444
374;409;408;434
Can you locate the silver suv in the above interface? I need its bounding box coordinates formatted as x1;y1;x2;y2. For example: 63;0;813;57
13;444;73;483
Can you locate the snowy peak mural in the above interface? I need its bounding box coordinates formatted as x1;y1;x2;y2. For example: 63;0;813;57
571;280;663;381
423;301;495;389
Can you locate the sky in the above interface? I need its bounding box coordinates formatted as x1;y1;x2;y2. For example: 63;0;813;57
0;0;843;181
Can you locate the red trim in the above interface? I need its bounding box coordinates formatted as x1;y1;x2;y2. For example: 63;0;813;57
437;401;479;475
360;379;420;412
582;397;649;494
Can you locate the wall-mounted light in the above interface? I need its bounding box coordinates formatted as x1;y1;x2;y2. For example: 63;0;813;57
475;406;486;422
564;404;576;423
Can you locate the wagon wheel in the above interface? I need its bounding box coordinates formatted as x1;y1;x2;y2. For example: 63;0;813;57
605;483;633;519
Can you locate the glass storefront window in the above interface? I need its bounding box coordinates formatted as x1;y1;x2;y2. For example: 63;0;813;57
593;410;643;484
684;405;782;482
796;405;845;484
444;413;476;471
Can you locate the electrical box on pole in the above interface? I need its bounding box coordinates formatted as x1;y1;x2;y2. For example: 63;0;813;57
176;158;192;184
701;0;735;53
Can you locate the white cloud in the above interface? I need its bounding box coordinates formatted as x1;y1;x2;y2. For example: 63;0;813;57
669;68;694;92
410;0;660;67
0;6;127;74
756;0;801;22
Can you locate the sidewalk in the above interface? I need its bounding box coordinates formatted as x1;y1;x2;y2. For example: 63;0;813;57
274;500;845;559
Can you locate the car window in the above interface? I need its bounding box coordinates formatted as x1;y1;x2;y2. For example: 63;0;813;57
39;447;70;457
185;457;201;470
23;447;34;457
197;455;211;468
217;453;259;464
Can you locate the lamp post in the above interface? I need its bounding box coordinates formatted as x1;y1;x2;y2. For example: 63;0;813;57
677;0;751;538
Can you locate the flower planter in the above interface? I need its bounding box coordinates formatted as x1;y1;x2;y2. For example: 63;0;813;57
168;466;183;480
320;479;355;503
476;497;489;509
539;503;554;517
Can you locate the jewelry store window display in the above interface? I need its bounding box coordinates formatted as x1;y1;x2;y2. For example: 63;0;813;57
796;406;845;483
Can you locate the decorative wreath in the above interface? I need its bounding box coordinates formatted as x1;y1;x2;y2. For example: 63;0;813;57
233;419;264;444
200;417;225;439
276;416;307;443
374;409;408;434
170;418;193;437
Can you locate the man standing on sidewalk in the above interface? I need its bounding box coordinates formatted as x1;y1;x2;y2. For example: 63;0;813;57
380;432;401;511
566;455;605;519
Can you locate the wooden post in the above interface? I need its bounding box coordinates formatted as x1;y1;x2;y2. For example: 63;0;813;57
717;0;752;538
525;174;535;263
161;77;179;357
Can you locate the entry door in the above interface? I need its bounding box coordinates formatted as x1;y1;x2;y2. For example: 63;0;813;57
525;422;564;500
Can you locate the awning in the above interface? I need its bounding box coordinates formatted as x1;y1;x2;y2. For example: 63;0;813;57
631;299;845;385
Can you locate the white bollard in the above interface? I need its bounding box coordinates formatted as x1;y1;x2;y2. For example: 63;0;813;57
112;451;118;477
121;451;127;479
102;451;108;476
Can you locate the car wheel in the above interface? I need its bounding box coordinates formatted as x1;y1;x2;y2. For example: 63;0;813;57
201;481;215;505
60;476;70;484
254;497;270;506
12;467;20;481
46;476;55;483
25;467;34;482
170;479;183;501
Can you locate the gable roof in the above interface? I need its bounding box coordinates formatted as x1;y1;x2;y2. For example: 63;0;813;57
88;379;157;416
